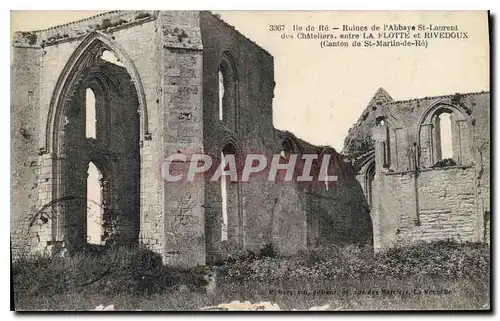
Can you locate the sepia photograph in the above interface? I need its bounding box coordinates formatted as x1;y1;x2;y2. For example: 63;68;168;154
10;9;490;311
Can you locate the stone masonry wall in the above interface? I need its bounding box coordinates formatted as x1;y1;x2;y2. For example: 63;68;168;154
362;91;490;250
11;46;43;256
199;12;279;260
160;11;205;267
469;93;490;242
413;167;477;242
272;183;308;255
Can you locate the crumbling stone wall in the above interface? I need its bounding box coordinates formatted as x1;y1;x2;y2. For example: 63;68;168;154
274;133;372;252
347;90;490;250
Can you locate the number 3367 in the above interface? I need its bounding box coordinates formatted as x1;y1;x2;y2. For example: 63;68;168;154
269;25;285;32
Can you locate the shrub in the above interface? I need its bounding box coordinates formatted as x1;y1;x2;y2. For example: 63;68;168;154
95;18;129;31
221;241;489;283
21;32;37;45
12;245;209;303
433;158;457;168
101;19;112;30
259;243;278;258
135;12;151;20
342;120;376;158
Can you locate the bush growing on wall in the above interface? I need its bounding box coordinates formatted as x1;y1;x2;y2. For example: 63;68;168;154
343;121;375;158
433;158;457;168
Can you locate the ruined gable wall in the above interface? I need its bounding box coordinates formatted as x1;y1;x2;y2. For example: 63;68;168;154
13;11;158;153
371;92;490;249
12;11;166;257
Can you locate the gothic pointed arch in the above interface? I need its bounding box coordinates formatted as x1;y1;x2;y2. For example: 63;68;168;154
45;31;149;154
373;106;403;129
43;31;143;251
216;135;243;250
218;50;239;132
278;131;304;155
416;100;471;132
354;150;376;174
416;100;473;167
356;152;376;208
219;50;239;81
373;109;405;169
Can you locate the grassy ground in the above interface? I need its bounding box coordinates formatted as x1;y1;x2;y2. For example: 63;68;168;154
14;278;489;311
12;242;490;311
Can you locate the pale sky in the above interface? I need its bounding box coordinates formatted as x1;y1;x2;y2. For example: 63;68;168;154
11;10;490;151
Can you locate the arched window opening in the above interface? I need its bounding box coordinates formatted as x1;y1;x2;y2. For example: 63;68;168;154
218;70;225;121
220;150;228;241
376;117;390;167
319;151;334;192
280;139;294;160
220;144;241;244
87;162;103;245
218;55;237;131
418;104;471;168
85;88;96;138
367;162;375;207
50;38;143;252
100;50;124;67
438;112;453;160
324;160;330;191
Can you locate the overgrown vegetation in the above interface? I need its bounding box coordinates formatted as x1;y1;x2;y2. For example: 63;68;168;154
46;33;70;44
220;241;489;282
13;245;209;309
450;93;472;115
95;18;129;31
343;120;376;159
135;12;152;20
12;241;490;311
21;32;37;45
